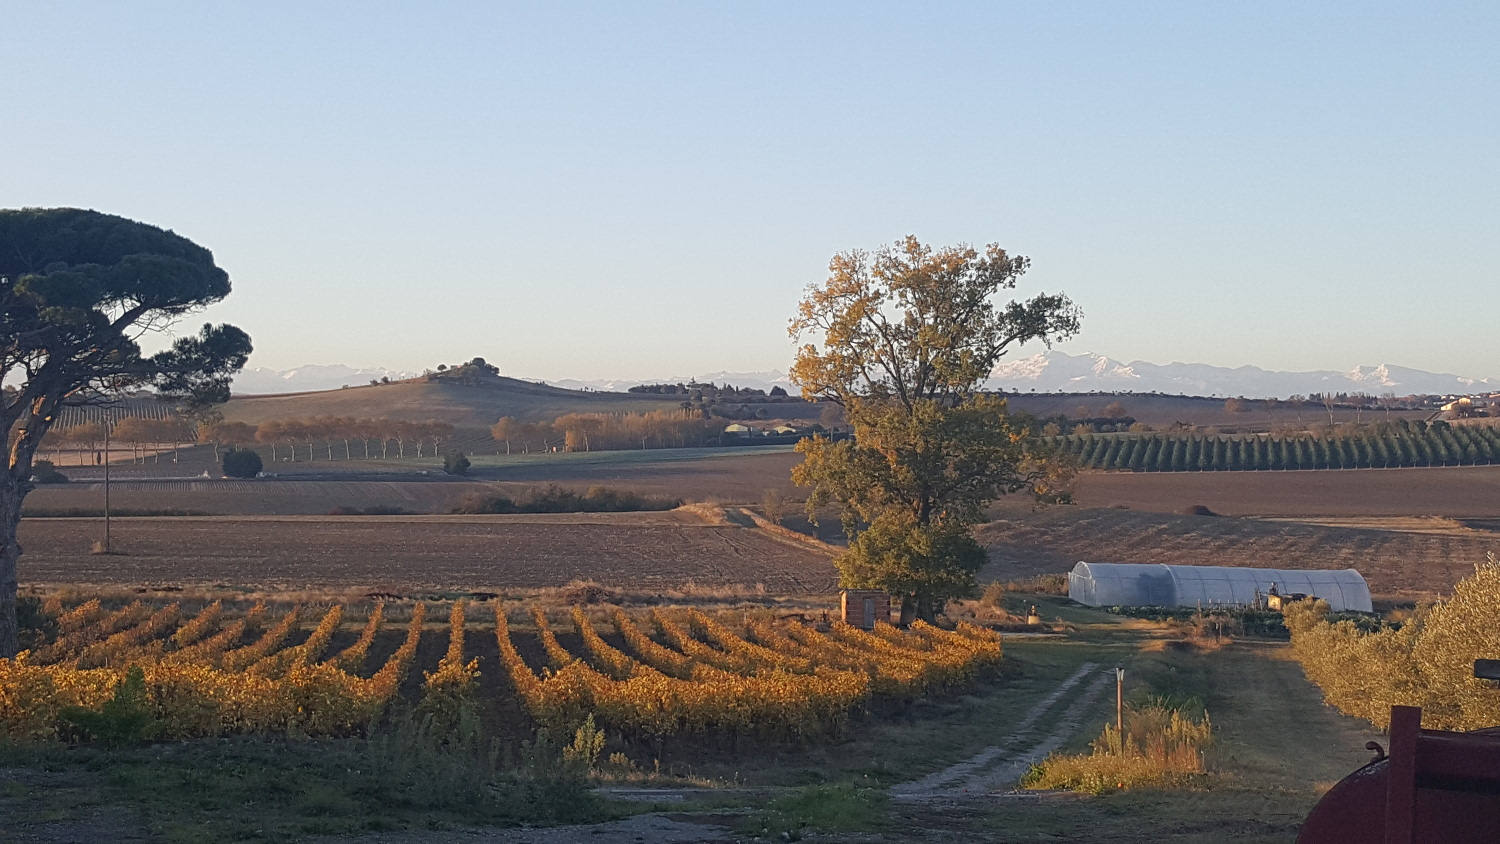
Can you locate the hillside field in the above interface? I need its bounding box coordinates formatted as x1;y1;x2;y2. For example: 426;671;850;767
222;377;821;427
26;447;805;515
976;501;1499;599
1074;464;1500;517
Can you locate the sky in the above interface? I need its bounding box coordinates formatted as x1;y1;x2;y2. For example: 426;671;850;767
3;2;1497;381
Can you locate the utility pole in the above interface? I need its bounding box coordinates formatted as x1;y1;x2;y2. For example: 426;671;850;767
1115;666;1125;747
102;419;112;553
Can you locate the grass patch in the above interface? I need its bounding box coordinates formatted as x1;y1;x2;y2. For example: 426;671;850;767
740;782;888;839
0;708;626;840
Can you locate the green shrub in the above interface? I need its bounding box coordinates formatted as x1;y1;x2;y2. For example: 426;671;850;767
16;595;58;651
442;452;471;476
222;447;263;478
59;666;158;746
357;708;601;824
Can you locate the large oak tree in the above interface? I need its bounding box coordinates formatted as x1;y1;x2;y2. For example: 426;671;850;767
789;236;1080;622
1;208;251;656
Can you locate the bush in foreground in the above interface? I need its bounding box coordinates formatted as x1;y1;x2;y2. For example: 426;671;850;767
442;452;470;476
1286;554;1500;730
221;448;263;479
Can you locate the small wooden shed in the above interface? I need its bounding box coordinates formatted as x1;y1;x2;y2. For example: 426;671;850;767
841;590;891;629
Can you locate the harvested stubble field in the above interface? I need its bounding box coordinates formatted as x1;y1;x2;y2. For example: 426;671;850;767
1074;464;1500;517
29;447;805;514
24;478;495;516
17;511;838;593
976;502;1500;599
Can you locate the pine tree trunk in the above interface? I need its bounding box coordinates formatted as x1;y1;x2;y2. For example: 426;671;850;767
0;477;25;658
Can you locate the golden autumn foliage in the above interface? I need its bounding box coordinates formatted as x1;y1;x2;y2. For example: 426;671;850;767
5;598;1004;746
2;601;419;742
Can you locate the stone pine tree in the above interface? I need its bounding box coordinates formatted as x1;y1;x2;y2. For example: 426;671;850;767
788;236;1080;623
0;208;252;656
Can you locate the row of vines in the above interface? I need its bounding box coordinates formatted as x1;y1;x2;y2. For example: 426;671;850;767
0;598;424;741
1;599;1003;745
1055;420;1500;472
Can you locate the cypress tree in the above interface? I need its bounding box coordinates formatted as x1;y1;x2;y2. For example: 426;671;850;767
1169;438;1187;472
1142;435;1162;471
1185;436;1201;471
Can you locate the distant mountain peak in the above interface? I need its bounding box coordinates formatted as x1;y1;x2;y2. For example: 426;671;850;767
988;351;1495;398
232;364;419;395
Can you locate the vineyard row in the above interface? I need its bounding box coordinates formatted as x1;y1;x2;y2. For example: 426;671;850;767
1056;420;1500;472
2;601;1003;745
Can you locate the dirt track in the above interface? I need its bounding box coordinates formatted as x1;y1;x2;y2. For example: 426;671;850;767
891;662;1110;801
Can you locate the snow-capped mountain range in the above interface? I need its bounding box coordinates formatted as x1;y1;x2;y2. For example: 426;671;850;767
232;355;1499;399
232;364;421;395
985;352;1500;398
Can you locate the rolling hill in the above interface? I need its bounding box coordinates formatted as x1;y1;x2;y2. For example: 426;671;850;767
221;375;821;427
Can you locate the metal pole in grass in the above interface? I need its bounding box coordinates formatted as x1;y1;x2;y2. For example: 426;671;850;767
1115;666;1125;751
103;420;112;553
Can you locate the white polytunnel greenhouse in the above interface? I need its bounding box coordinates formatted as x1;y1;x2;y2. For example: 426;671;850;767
1067;562;1373;613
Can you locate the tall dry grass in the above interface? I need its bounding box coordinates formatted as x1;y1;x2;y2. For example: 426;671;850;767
1024;700;1213;793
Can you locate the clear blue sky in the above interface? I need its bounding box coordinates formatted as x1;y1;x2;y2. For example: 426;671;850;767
4;2;1496;380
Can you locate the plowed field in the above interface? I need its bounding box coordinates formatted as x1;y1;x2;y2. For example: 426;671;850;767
17;512;838;593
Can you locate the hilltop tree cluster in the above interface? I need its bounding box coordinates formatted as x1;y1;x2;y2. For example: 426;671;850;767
625;382;797;420
628;381;792;400
426;357;500;385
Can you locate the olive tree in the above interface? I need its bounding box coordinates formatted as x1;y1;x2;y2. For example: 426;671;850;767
789;236;1079;622
0;208;251;656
